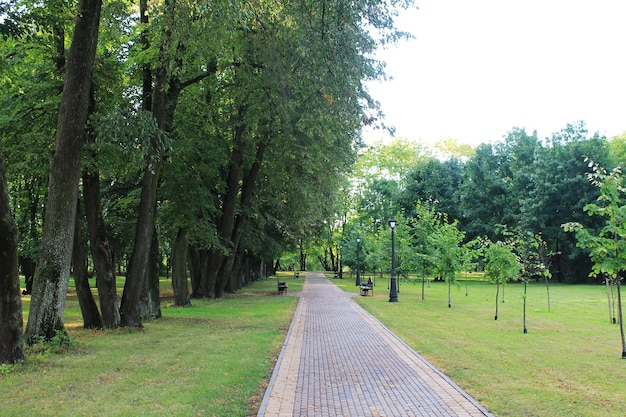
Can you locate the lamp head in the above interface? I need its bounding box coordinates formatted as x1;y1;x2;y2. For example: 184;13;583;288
389;217;396;229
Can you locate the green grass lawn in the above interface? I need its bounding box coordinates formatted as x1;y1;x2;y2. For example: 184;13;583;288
339;275;626;417
2;272;303;417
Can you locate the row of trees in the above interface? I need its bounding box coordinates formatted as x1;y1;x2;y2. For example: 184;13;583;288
0;0;414;363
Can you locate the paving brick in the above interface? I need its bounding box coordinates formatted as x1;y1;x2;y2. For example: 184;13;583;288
257;273;493;417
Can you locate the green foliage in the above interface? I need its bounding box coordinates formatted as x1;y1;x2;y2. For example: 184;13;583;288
608;132;626;169
27;329;75;355
563;160;626;279
482;240;521;285
400;157;463;221
0;363;14;376
91;107;170;174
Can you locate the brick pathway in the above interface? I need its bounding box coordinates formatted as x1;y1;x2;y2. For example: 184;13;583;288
257;272;493;417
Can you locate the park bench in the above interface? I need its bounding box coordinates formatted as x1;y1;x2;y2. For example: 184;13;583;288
359;283;374;296
294;271;300;279
277;280;288;294
359;278;374;296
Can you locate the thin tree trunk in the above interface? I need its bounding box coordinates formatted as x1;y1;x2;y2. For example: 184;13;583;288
494;282;500;320
0;141;24;364
616;275;625;358
523;280;528;333
545;274;551;312
171;228;190;306
300;240;306;271
72;201;102;329
25;0;102;343
606;277;615;324
20;182;39;295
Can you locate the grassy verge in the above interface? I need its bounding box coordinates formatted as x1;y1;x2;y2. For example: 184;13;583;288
340;277;626;417
2;272;303;417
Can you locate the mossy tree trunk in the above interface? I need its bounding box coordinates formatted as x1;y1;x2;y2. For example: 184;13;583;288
24;0;102;343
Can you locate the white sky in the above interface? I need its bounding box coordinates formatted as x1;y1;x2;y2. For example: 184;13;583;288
364;0;626;146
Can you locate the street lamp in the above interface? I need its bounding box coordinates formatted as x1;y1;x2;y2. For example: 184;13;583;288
356;237;361;286
389;217;398;302
339;244;343;279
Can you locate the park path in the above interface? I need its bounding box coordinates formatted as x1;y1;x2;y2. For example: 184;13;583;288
257;272;493;417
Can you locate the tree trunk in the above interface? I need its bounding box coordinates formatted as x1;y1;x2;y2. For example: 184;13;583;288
218;141;266;295
19;256;35;295
606;277;615;324
616;274;625;358
299;240;306;271
120;149;161;327
207;124;245;299
140;226;161;320
72;202;103;329
83;167;120;328
171;228;191;306
0;141;24;364
83;86;120;329
202;253;218;299
25;0;102;343
494;282;500;320
188;245;202;298
120;12;181;326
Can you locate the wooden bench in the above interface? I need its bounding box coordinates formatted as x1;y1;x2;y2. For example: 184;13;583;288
277;281;288;294
294;271;300;279
359;284;373;296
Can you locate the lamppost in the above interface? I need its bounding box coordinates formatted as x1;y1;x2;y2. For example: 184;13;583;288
389;217;398;302
356;237;361;286
339;244;343;279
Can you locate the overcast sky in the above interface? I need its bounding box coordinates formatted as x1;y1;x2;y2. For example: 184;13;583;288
364;0;626;146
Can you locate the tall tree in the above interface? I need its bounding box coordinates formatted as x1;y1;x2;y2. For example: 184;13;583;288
120;0;218;325
25;0;103;343
459;143;513;241
522;122;609;282
400;157;463;221
0;1;72;297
